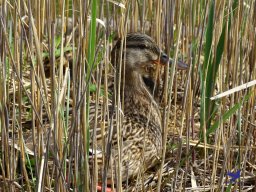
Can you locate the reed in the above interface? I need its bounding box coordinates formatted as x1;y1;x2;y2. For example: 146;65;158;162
0;0;255;191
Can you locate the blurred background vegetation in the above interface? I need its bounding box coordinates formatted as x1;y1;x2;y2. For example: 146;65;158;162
0;0;255;191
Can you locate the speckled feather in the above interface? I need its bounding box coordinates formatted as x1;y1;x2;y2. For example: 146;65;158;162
89;33;166;183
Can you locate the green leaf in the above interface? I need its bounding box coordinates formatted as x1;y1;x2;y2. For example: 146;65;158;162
203;0;214;77
206;92;252;137
42;46;73;59
225;183;232;192
200;0;215;136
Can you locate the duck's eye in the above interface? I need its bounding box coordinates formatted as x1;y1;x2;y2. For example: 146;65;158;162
135;43;148;49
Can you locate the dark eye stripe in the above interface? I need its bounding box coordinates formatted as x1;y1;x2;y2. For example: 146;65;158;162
115;43;160;55
126;44;148;49
127;43;160;54
114;41;148;49
113;33;160;55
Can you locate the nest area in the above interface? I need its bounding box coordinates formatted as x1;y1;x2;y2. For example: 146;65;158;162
1;1;256;191
4;46;256;191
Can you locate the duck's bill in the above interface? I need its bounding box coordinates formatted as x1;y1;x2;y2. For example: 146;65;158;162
169;58;188;70
153;60;167;66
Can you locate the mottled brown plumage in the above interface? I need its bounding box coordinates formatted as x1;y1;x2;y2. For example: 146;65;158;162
90;33;169;184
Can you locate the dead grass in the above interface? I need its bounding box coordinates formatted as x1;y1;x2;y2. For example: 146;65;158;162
0;0;255;191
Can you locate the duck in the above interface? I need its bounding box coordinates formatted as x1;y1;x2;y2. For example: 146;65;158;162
89;33;186;188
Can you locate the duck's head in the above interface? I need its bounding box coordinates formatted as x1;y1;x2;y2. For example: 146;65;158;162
111;33;189;97
111;33;169;90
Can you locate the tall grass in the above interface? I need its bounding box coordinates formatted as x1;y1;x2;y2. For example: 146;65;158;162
0;0;255;191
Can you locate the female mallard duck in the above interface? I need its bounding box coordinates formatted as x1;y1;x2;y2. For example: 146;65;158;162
90;33;185;186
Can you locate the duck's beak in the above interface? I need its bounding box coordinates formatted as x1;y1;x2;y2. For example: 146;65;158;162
159;52;169;66
169;58;188;70
155;53;188;70
153;52;169;66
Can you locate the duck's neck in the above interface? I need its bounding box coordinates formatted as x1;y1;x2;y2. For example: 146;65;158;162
124;72;154;103
122;72;161;122
122;72;162;146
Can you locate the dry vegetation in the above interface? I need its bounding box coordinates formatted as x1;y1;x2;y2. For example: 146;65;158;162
0;0;256;191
